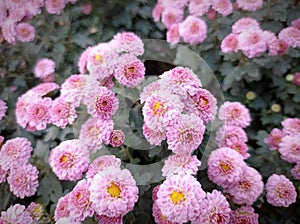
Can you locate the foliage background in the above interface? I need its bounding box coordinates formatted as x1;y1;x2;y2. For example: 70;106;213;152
0;0;300;223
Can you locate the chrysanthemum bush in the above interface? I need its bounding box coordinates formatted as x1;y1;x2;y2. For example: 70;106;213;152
1;0;300;223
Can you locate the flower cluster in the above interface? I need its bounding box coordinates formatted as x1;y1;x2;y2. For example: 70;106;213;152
0;137;39;199
33;58;56;83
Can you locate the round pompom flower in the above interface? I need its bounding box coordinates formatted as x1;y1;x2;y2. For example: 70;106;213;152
224;166;263;205
15;22;35;42
7;163;39;199
235;0;263;11
45;0;65;14
0;204;33;224
162;154;201;177
193;190;231;224
166;113;205;155
221;33;239;53
215;125;248;148
49;139;89;181
0;99;7;121
232;17;260;34
54;193;71;221
212;0;233;17
218;101;251;128
152;201;178;224
89;166;139;218
110;32;144;56
281;118;300;135
0;137;33;171
278;134;300;163
188;0;211;17
33;58;55;79
265;174;297;207
167;24;180;44
78;46;92;74
152;2;162;22
207;147;245;187
156;174;206;223
26;202;44;223
264;128;285;151
278;27;300;48
161;8;184;29
109;130;125;147
293;72;300;86
178;15;207;45
30;82;60;97
230;206;259;224
114;54;145;87
142;123;166;146
291;18;300;30
290;163;300;180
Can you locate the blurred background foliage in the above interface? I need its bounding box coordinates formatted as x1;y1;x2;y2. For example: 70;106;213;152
1;0;300;223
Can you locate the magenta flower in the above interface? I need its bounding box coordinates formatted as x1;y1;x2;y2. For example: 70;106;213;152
15;22;35;42
293;72;300;86
221;33;239;53
215;125;248;148
212;0;233;17
54;193;71;221
278;134;300;163
278;27;300;48
167;24;180;44
161;8;184;29
0;204;33;224
179;15;207;45
264;128;285;151
96;214;123;224
226;141;250;159
152;2;163;22
232;17;260;34
230;206;259;224
156;174;206;223
152;185;160;201
207;147;245;187
236;0;263;11
291;163;300;180
49;139;89;181
109;130;125;147
142;123;166;146
188;0;211;17
0;137;33;171
26;202;44;223
89;166;139;217
266;174;297;207
291;18;300;30
110;32;144;56
282;118;300;135
33;58;55;79
0;99;7;121
45;0;66;14
7;163;39;199
152;201;178;224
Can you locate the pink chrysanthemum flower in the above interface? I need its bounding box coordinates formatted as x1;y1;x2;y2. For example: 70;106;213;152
232;17;260;34
79;117;114;152
278;27;300;48
110;32;144;56
78;46;92;74
206;8;217;20
291;18;300;30
54;193;71;221
140;80;162;104
152;201;178;224
0;137;33;171
49;139;89;181
218;101;251;128
263;30;279;56
225;166;263;205
226;141;250;159
152;185;160;201
109;130;125;147
179;16;207;45
290;163;300;180
187;88;217;124
212;0;233;17
89;166;139;217
0;204;33;224
99;75;115;89
276;39;289;55
50;97;77;128
152;2;163;22
5;0;26;11
161;8;184;29
96;214;123;224
193;190;231;224
142;123;166;146
264;128;285;151
188;0;211;17
84;86;119;120
236;0;263;11
161;0;189;9
114;54;145;87
24;0;44;17
166;113;205;155
7;163;39;198
156;174;206;223
230;206;259;224
207;147;245;187
266;174;297;207
26;202;44;223
45;0;66;14
167;24;180;44
0;99;7;121
221;33;239;53
2;20;17;44
30;82;60;96
86;155;121;179
278;134;300;163
281;118;300;135
293;72;300;86
33;58;55;79
69;179;94;222
15;22;35;42
0;166;8;183
215;125;248;148
162;154;201;177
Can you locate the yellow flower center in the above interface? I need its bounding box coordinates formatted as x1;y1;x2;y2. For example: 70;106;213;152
107;182;121;198
152;101;165;115
219;160;232;173
128;66;135;73
60;155;68;163
170;190;185;204
94;54;104;63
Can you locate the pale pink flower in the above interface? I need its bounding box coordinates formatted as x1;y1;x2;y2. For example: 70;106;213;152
264;128;285;151
15;22;35;42
109;130;125;147
96;214;123;224
0;166;8;183
207;147;245;187
167;24;180;44
140;80;161;104
33;58;55;79
263;30;279;56
50;97;77;128
232;17;260;34
212;0;233;17
142;123;166;146
99;75;114;89
7;163;39;198
226;141;250;159
188;0;211;17
216;125;248;147
152;2;163;22
161;0;189;9
266;174;297;207
218;101;251;128
26;202;44;223
162;154;201;177
79;117;114;152
5;0;26;11
0;137;33;171
291;18;300;30
45;0;66;14
278;27;300;48
290;163;300;180
86;155;121;179
277;39;289;55
0;1;7;26
24;0;44;17
225;166;263;205
166;113;205;155
293;72;300;86
0;204;33;224
82;2;92;15
69;179;94;222
54;193;71;221
236;0;263;11
278;134;300;163
89;166;139;217
110;32;144;56
2;20;17;44
30;82;60;96
193;190;231;224
0;99;7;121
49;139;89;181
114;54;145;87
152;201;178;224
78;46;92;74
179;16;207;45
206;8;217;20
281;118;300;135
221;33;239;53
161;8;184;29
156;174;206;223
229;206;259;224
